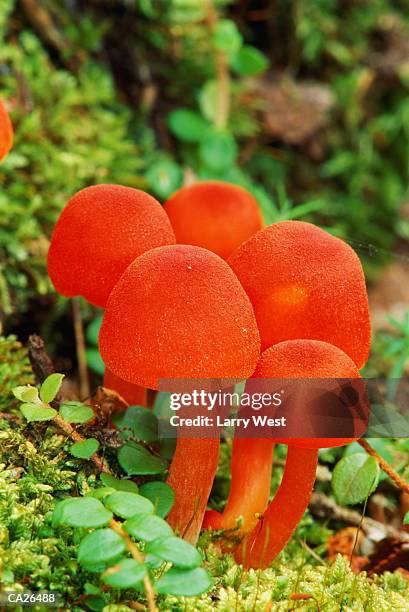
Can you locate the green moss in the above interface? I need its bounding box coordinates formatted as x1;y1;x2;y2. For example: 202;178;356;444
0;336;33;410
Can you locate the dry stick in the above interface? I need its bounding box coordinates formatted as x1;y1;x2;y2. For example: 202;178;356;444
358;438;409;495
72;298;91;400
27;335;157;611
110;520;157;612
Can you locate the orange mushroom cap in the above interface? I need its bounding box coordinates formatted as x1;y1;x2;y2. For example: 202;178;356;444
228;221;371;368
0;99;13;162
99;245;260;389
252;339;365;448
103;368;147;408
164;181;263;260
47;185;176;308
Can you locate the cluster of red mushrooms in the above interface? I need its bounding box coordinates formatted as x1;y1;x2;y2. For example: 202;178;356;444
1;100;371;570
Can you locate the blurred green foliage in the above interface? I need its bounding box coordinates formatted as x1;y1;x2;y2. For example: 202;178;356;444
1;0;408;318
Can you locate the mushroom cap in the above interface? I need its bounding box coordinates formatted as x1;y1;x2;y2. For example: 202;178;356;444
164;181;263;260
99;245;261;389
229;221;371;368
251;339;365;448
103;368;147;408
47;185;176;307
0;99;13;162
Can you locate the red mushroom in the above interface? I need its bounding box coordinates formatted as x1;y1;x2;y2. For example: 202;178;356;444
0;99;13;161
234;339;365;569
47;185;176;308
164;181;263;260
103;368;147;408
99;244;260;542
229;221;371;368
206;222;371;539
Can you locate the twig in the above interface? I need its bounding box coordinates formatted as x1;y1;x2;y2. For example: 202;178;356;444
206;0;231;129
72;298;90;400
109;519;157;612
28;334;55;382
309;492;409;541
358;438;409;495
53;414;110;473
27;334;109;473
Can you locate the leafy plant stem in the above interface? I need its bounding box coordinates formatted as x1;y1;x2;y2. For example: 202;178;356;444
52;413;109;473
358;438;409;494
206;0;230;129
109;518;157;612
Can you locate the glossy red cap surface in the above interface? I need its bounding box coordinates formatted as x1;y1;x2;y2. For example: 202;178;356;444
99;245;261;389
0;100;13;162
47;185;176;307
164;181;263;259
229;221;371;368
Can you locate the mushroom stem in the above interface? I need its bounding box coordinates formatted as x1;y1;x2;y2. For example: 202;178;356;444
166;437;220;544
205;437;274;535
236;445;318;569
103;368;147;408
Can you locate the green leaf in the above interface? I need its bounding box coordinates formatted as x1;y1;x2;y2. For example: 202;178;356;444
20;403;57;422
60;401;94;424
86;315;103;346
404;511;409;525
139;481;175;517
100;473;138;493
146;158;182;199
232;45;269;76
333;454;379;505
78;528;125;566
212;19;242;58
86;348;105;376
53;497;112;528
102;559;147;589
70;438;99;459
156;567;213;596
124;513;173;542
118;443;168;476
146;536;201;568
104;491;154;518
199;131;237;171
40;373;64;403
13;385;39;403
117;406;158;443
198;80;218;123
168;109;209;142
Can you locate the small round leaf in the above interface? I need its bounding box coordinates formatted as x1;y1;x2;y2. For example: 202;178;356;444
139;481;175;517
70;438;100;459
53;497;112;528
156;567;213;596
60;402;94;424
199;131;237;170
105;491;154;519
232;45;269;76
21;403;57;422
124;513;173;542
146;536;201;568
100;473;138;493
333;453;380;505
40;373;64;403
168;109;209;142
102;559;147;589
118;443;168;476
78;528;125;565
